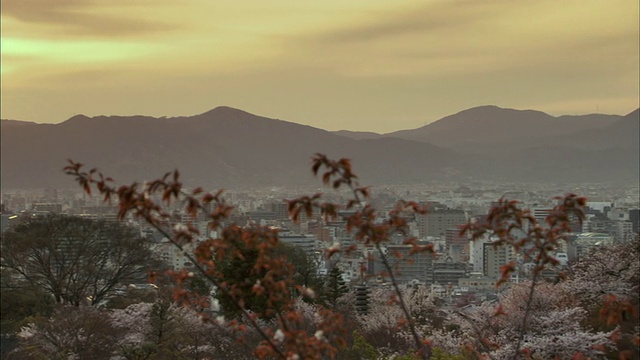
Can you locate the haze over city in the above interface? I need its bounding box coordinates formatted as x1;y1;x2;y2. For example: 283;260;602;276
2;0;639;133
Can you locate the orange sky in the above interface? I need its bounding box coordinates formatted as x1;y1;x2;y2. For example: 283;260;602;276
1;0;638;133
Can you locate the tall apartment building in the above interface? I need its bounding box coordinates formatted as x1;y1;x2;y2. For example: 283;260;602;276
533;207;582;233
470;232;517;280
615;221;635;242
482;241;515;279
268;201;290;221
630;209;640;234
445;226;470;262
417;207;467;239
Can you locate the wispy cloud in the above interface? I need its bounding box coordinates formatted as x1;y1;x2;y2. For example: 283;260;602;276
285;0;638;80
314;1;498;44
3;0;177;38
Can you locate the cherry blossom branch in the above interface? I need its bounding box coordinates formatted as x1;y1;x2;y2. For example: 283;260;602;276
306;153;431;359
64;160;287;359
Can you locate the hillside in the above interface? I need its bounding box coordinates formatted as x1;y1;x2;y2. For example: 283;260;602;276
2;105;637;189
0;107;460;189
386;105;624;152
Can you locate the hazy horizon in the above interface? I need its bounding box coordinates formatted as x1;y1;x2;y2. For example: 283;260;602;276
2;1;638;133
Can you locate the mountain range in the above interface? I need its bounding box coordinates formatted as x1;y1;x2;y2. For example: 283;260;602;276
1;105;638;189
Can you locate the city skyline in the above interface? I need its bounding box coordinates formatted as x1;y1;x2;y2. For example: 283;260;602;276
2;0;639;133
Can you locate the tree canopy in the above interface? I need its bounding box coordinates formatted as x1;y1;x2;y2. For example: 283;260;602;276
1;215;155;306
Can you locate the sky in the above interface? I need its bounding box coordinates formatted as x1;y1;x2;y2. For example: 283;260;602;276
1;0;638;133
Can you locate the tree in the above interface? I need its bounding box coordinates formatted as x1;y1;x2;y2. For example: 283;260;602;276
211;225;286;320
12;306;119;360
432;281;614;359
0;268;56;358
357;285;439;358
322;267;349;308
212;240;323;319
564;237;640;357
1;268;55;334
276;243;322;294
12;298;252;360
1;215;155;306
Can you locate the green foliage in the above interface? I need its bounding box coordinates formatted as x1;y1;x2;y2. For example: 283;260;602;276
183;273;212;297
0;271;55;335
214;240;321;318
344;330;378;360
275;242;322;295
215;236;272;319
430;347;468;360
322;266;349;308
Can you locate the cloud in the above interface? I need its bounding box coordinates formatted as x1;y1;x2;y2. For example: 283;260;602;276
314;0;504;44
3;0;177;38
283;0;638;81
1;0;637;132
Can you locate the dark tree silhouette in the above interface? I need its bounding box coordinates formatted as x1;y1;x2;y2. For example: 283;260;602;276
322;267;348;308
1;215;154;306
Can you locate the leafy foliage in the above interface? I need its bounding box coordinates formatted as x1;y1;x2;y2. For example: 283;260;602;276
0;271;55;334
322;267;349;308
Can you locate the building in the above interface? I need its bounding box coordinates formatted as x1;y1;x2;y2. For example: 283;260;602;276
76;205;120;222
532;208;553;224
31;203;63;215
431;257;468;286
615;221;635;242
574;233;614;259
368;242;435;284
458;273;500;293
629;209;640;234
482;241;515;279
268;201;290;221
417;207;467;239
445;226;470;262
279;234;317;258
247;209;276;223
154;239;196;270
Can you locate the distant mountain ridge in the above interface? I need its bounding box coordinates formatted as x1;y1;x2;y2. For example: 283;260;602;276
335;105;629;149
1;107;460;189
2;105;638;189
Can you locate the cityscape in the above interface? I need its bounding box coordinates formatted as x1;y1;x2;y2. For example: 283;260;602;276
2;154;638;358
2;0;638;358
2;178;639;295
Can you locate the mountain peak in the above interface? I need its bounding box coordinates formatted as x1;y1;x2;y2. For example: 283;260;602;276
199;106;257;119
62;114;91;124
466;105;502;111
457;105;548;118
625;108;639;118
